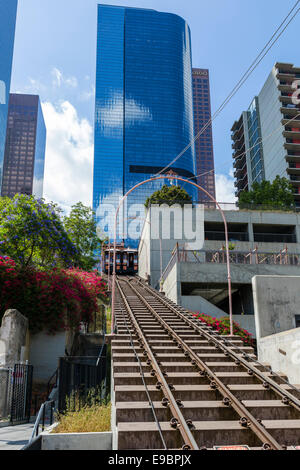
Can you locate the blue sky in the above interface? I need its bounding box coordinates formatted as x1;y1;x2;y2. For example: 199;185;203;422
10;0;300;208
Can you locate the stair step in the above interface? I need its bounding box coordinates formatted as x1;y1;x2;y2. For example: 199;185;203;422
117;420;261;450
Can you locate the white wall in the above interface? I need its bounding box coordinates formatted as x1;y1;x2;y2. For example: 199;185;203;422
252;275;300;339
258;328;300;385
29;332;66;383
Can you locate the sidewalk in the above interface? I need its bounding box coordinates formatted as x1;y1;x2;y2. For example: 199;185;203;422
0;423;34;450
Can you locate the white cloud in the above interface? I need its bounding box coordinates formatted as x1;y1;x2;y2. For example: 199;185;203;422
51;68;78;89
95;92;152;137
80;85;95;102
215;173;236;203
20;77;47;95
42;100;93;213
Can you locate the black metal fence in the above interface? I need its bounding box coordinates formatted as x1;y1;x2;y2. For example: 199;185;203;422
58;348;109;412
0;367;13;420
10;364;33;425
87;304;106;334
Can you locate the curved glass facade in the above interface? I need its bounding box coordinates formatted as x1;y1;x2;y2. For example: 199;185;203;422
247;98;265;184
93;4;196;246
0;0;18;189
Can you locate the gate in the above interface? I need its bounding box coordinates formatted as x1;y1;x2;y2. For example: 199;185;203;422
10;364;33;424
58;350;109;412
0;367;13;420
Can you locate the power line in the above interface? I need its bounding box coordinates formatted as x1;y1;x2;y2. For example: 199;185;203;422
155;0;300;177
192;112;300;184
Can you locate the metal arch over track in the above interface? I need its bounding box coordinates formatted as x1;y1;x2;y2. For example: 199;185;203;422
113;276;300;450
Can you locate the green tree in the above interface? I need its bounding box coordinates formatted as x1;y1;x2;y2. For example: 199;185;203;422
239;176;295;210
64;202;101;271
0;194;78;268
145;184;192;208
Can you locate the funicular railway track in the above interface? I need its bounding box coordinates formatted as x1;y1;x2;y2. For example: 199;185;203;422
112;276;300;450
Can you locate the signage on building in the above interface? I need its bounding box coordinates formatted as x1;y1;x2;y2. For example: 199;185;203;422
193;70;208;77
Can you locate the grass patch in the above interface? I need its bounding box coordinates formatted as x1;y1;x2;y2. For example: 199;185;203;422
54;402;111;434
106;308;112;334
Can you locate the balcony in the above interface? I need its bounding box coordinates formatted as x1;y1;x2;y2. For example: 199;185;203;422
277;71;296;82
232;134;245;150
285;153;300;163
280;95;293;105
232;145;246;159
289;177;300;185
231;116;244;134
231;123;244;141
233;155;246;170
282;117;300;128
205;231;249;242
284;142;300;151
283;130;300;139
278;83;294;93
287;169;300;179
280;106;300;117
234;162;247;177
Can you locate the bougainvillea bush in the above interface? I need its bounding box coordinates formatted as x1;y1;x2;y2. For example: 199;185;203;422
0;256;107;334
193;313;255;347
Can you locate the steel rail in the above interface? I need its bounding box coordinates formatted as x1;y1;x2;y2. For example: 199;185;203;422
137;277;300;412
125;278;284;450
117;300;168;449
116;278;199;450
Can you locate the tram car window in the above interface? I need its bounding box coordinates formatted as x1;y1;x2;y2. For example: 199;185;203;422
103;246;138;275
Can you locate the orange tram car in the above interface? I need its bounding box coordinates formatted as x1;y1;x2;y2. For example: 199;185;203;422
104;243;138;275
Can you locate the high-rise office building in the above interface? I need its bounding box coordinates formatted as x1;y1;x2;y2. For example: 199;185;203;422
192;68;216;201
232;62;300;208
1;94;46;198
0;0;18;189
93;4;197;246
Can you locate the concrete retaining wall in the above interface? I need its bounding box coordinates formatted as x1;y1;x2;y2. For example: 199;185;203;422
258;328;300;385
41;430;112;450
181;296;227;317
29;332;66;382
252;275;300;339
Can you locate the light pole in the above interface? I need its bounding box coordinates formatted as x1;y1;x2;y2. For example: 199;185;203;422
111;175;234;336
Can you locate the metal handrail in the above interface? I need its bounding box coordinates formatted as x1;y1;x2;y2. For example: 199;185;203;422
47;369;58;399
27;400;55;447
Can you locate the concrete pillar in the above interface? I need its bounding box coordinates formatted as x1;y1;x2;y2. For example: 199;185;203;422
0;309;28;367
248;222;254;243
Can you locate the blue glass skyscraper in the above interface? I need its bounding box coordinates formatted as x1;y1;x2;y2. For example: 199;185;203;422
93;4;196;246
0;0;18;189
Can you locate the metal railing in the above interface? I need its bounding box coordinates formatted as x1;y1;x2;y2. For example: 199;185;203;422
158;245;300;286
205;231;249;242
253;232;297;243
58;352;109;412
25;400;55;448
0;367;13;421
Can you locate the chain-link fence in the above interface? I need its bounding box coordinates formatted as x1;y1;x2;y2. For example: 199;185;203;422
0;367;13;421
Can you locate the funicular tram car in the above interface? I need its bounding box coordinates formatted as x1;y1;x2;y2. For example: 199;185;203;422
104;243;138;275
